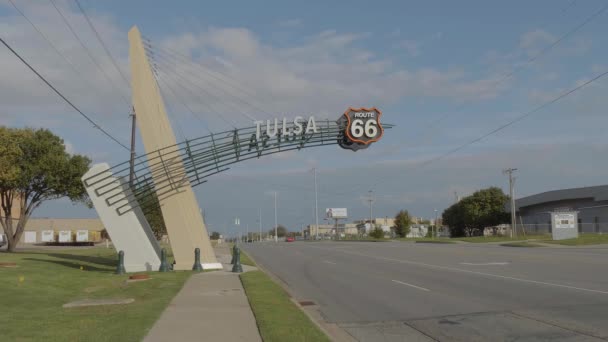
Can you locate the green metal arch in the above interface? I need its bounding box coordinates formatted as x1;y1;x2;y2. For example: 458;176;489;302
83;119;392;215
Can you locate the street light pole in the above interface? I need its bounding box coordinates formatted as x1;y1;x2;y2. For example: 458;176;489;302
368;190;374;230
259;208;262;242
274;191;278;243
313;168;319;240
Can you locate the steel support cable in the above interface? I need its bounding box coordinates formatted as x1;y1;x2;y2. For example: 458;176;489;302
149;51;258;124
149;56;237;130
422;2;608;132
0;36;130;151
153;70;212;134
156;45;275;119
145;41;278;119
73;0;131;89
152;66;245;130
150;59;240;129
150;46;277;120
147;61;189;141
8;0;130;115
47;0;131;107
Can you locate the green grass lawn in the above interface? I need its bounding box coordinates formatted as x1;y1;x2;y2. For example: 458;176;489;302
542;234;608;246
0;247;190;342
240;270;330;342
239;249;256;266
454;234;550;243
500;242;544;247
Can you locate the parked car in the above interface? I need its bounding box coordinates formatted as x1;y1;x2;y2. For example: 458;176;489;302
285;236;295;242
0;234;6;248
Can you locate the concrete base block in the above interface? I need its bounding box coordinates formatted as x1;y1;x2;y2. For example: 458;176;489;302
202;263;223;270
83;163;162;273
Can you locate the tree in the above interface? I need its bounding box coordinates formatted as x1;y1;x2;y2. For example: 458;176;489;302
135;182;166;240
442;187;510;237
394;210;411;237
210;231;220;240
369;226;384;239
268;224;287;238
0;127;91;252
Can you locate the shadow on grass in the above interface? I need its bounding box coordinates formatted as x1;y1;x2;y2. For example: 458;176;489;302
23;258;113;273
46;253;118;267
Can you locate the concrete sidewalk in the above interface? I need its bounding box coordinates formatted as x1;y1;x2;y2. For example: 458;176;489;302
144;245;261;342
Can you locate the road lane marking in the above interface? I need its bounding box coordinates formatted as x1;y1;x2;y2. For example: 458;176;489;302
392;280;430;291
305;245;608;295
460;262;510;266
323;260;337;265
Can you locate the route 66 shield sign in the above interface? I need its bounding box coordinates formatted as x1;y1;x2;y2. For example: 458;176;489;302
338;107;384;151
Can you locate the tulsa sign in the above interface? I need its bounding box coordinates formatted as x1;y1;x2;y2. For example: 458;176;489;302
251;107;384;152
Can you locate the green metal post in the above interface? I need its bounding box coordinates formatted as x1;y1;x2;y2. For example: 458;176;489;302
230;244;237;264
231;246;243;273
159;248;170;272
192;247;203;272
115;250;126;275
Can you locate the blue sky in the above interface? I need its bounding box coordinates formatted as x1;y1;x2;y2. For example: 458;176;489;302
1;0;607;237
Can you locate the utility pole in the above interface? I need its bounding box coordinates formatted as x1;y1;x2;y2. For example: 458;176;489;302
503;168;518;238
434;209;438;239
274;191;278;243
246;223;249;244
313;168;319;241
129;107;136;188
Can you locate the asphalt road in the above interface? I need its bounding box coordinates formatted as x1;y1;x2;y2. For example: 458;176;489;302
243;241;608;341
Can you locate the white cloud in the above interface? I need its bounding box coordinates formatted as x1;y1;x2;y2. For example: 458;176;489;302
394;39;420;57
277;19;302;27
519;29;556;55
64;140;74;154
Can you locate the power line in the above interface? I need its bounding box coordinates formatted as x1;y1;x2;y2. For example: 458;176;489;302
8;0;128;114
0;36;130;151
368;68;608;192
48;0;131;107
74;0;131;88
421;2;608;134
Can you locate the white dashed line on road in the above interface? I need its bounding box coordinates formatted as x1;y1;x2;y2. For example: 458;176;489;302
392;280;430;292
323;260;337;265
460;262;510;266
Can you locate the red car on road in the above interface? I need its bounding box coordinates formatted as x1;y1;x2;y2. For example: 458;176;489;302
285;237;295;242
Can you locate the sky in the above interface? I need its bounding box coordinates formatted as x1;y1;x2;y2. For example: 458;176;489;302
1;0;607;237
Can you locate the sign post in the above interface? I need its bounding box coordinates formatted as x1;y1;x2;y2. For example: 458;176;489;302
326;208;348;240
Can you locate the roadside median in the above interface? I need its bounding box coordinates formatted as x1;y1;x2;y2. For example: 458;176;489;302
238;249;331;342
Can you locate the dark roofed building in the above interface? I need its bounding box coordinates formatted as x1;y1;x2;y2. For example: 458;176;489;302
512;185;608;234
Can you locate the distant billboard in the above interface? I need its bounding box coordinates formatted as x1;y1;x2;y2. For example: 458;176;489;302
326;208;347;219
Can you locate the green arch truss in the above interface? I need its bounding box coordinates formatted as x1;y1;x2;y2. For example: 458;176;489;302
83;119;393;215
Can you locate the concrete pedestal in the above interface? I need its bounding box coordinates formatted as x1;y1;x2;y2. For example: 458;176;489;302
83;163;161;272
